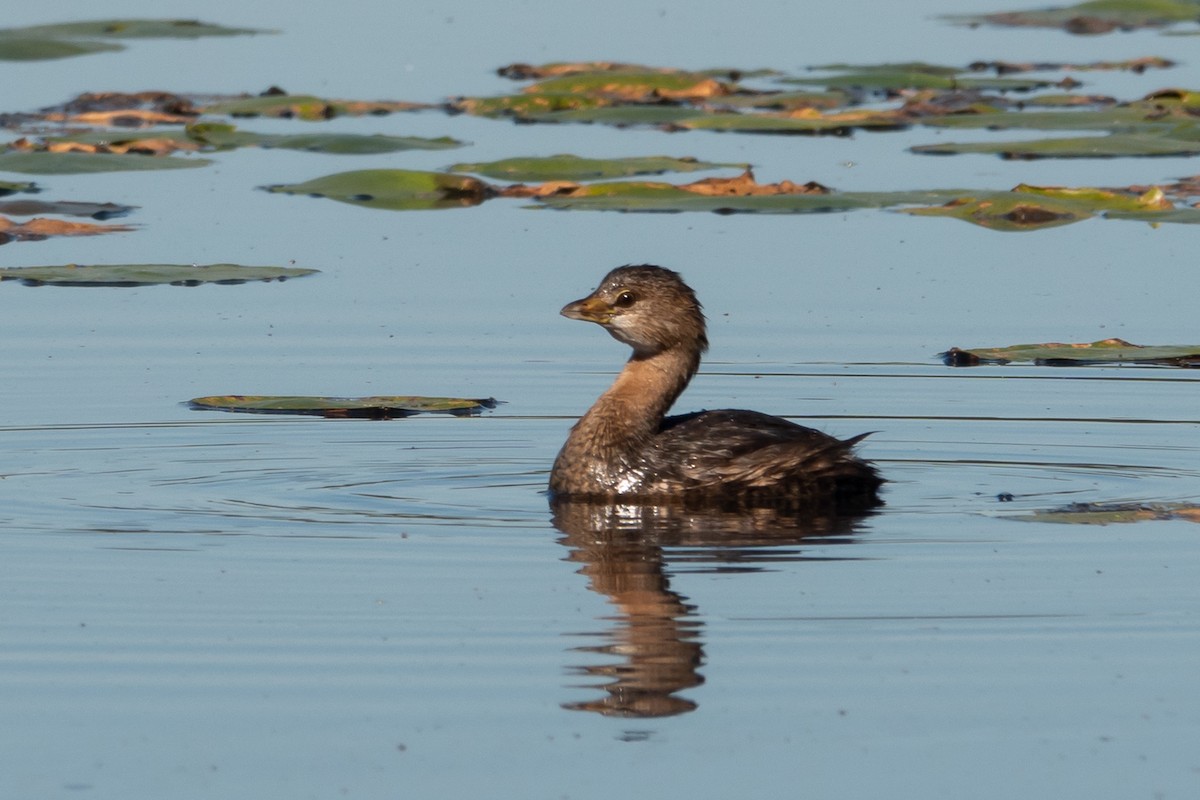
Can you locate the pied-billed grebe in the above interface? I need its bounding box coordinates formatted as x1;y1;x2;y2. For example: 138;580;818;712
549;265;882;511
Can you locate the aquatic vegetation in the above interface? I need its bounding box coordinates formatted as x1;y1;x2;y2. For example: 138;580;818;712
945;0;1200;34
1015;502;1200;524
448;155;747;181
0;18;265;61
0;216;134;243
940;338;1200;367
0;263;318;286
188;395;499;418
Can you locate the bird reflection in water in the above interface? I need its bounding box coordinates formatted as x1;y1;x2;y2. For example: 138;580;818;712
551;498;874;718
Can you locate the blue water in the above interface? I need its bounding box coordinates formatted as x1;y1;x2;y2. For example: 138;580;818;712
2;2;1199;799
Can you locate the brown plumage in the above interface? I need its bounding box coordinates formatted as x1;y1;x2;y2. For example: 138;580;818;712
549;265;883;512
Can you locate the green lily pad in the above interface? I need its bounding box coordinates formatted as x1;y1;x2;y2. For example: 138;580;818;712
0;180;38;196
0;37;122;61
899;184;1176;230
940;338;1200;367
450;93;613;118
912;132;1200;159
522;105;705;126
0;19;265;61
447;155;747;182
202;94;427;120
1013;502;1200;525
783;66;1051;92
188;395;498;418
946;0;1200;33
0;200;135;219
0;151;210;174
0;263;318;287
185;123;462;154
2;19;265;40
263;169;489;211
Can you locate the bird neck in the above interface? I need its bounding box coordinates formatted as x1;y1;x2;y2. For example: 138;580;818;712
576;343;700;446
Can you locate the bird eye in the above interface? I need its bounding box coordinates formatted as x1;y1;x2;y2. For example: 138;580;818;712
614;290;636;308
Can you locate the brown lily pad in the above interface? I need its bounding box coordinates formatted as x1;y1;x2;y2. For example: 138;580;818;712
188;394;498;418
0;215;133;243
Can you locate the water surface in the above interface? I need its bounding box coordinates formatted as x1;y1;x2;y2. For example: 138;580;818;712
2;2;1199;798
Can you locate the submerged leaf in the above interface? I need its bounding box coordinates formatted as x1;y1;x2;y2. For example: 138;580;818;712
188;395;498;418
1014;502;1200;525
0;151;209;174
0;263;318;287
262;169;489;210
448;154;746;181
940;338;1200;367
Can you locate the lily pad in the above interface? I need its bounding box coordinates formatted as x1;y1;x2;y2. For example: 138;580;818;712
0;151;210;174
2;19;265;40
522;71;732;102
263;169;490;211
0;19;265;61
0;263;318;287
946;0;1200;33
783;66;1051;92
188;395;498;418
450;93;613;118
912;132;1200;159
0;180;38;196
940;338;1200;367
1013;502;1200;524
0;37;122;61
202;93;427;120
0;216;134;243
0;200;135;219
899;184;1177;230
447;155;747;181
186;123;462;154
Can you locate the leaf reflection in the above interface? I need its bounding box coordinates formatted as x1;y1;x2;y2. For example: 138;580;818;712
551;499;875;718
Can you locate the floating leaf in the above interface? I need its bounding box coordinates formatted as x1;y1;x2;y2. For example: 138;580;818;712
940;338;1200;367
0;216;133;243
0;19;265;61
1;19;265;40
448;154;746;181
0;180;38;196
783;65;1052;92
522;71;732;102
899;184;1177;230
188;395;498;418
202;93;428;120
0;263;318;287
1014;502;1200;525
0;151;210;174
912;132;1200;159
262;169;489;210
945;0;1200;33
186;123;461;154
450;93;613;118
676;108;912;133
0;200;135;219
0;37;122;61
